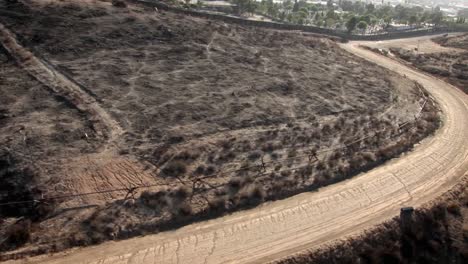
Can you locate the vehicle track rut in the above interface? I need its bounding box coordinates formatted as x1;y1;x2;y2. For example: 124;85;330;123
0;22;123;147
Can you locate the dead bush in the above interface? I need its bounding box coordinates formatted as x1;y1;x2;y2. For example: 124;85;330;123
174;150;199;163
248;151;261;161
167;136;184;144
280;170;292;177
0;219;31;251
194;165;205;175
219;140;232;150
261;142;277;152
274;164;282;171
446;202;461;216
169;186;191;201
288;149;297;158
111;0;127;8
204;165;216;175
227;177;243;194
243;186;265;205
208;197;227;211
175;203;193;217
322;124;332;135
139;190;168;208
161;160;187;177
316;161;326;171
270;152;279;160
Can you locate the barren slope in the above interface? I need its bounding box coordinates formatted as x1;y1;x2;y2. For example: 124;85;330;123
0;0;446;257
12;41;468;264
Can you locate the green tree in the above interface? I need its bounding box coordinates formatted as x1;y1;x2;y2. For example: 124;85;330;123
458;9;468;19
279;11;287;21
246;0;257;14
431;7;444;26
283;0;293;10
346;16;358;33
357;20;368;30
408;15;418;25
420;11;431;23
233;0;250;15
366;3;375;13
295;10;308;24
340;0;353;12
360;14;371;24
326;9;335;19
383;16;392;25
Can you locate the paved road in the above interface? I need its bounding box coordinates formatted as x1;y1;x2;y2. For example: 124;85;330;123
15;40;468;264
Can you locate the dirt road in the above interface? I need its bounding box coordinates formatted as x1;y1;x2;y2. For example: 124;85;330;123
359;32;466;54
0;22;123;145
11;40;468;264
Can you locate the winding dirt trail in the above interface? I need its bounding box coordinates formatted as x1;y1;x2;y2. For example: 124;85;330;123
0;23;123;145
9;39;468;264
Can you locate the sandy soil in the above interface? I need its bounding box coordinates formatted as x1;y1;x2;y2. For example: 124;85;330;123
10;39;468;264
360;33;466;54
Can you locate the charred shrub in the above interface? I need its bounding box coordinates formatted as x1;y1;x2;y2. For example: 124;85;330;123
0;154;51;220
0;219;31;251
161;160;187;177
248;151;261;161
111;0;127;8
139;190;168;209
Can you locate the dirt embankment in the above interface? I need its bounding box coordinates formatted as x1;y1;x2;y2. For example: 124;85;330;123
432;33;468;50
0;0;442;258
363;34;468;94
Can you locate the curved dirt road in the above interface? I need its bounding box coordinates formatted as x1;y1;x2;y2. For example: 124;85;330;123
0;23;123;143
15;41;468;264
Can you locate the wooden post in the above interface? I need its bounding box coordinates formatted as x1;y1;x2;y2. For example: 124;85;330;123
400;206;414;231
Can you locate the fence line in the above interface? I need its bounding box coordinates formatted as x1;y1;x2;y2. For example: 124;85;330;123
129;0;465;41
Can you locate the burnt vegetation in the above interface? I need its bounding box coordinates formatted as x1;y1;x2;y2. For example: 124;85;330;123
0;0;443;258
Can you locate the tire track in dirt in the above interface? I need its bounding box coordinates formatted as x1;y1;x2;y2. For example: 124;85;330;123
0;23;156;202
0;22;123;147
15;39;468;264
